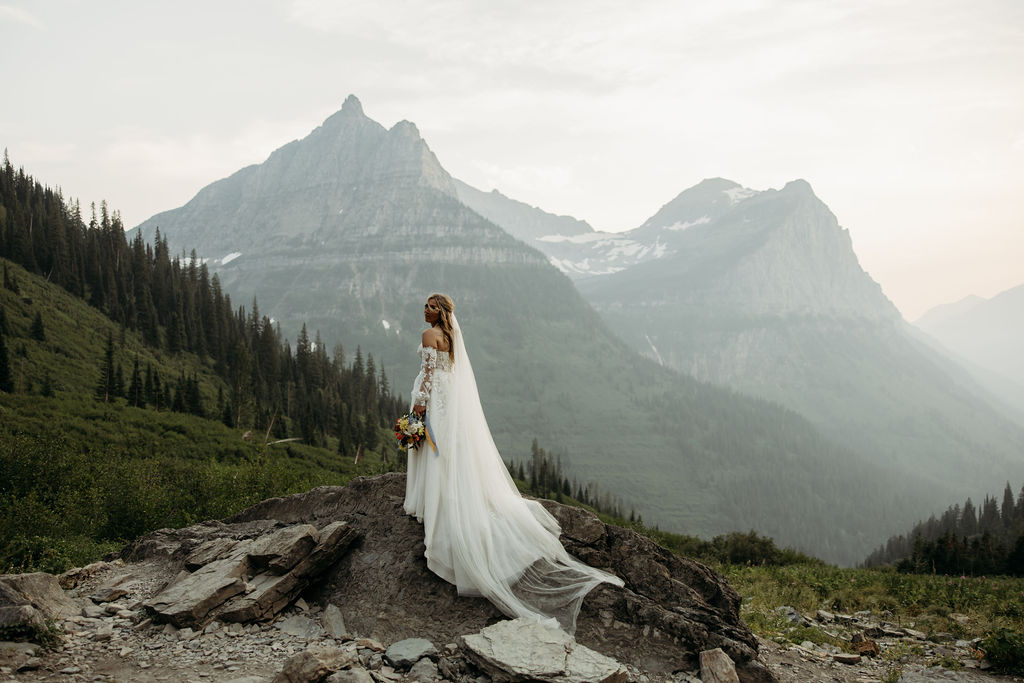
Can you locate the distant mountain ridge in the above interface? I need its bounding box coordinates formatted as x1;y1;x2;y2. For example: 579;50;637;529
915;283;1024;418
127;95;961;565
459;174;1024;507
137;95;459;261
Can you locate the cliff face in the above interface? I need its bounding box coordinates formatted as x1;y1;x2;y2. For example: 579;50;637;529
580;179;898;320
134;96;461;256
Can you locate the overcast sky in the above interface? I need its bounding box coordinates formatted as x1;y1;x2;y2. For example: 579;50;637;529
2;0;1021;320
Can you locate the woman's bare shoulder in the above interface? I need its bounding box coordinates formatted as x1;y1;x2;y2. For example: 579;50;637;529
421;327;442;348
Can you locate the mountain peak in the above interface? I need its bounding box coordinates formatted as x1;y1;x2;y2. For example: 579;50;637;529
342;94;364;116
781;178;815;195
388;119;421;139
637;178;751;232
697;177;742;190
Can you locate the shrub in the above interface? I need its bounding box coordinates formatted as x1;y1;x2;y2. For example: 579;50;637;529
981;628;1024;675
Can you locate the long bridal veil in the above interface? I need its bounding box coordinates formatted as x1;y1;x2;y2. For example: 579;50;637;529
420;314;623;633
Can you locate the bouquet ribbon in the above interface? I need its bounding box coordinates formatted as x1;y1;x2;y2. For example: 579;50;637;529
423;414;439;456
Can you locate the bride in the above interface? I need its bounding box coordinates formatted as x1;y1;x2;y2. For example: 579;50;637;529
404;293;623;633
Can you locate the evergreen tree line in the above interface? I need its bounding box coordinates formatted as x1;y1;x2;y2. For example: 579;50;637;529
0;303;11;393
507;438;638;522
508;438;819;566
0;153;404;452
863;482;1024;577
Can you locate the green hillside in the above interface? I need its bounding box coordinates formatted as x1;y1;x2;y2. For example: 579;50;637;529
0;257;399;573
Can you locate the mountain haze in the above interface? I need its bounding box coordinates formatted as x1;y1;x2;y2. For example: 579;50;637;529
131;96;975;565
916;283;1024;418
465;176;1024;514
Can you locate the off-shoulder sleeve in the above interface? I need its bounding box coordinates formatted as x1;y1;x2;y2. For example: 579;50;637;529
413;347;437;406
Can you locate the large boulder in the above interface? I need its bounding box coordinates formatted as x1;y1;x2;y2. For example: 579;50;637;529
0;573;80;619
460;618;627;683
0;572;80;644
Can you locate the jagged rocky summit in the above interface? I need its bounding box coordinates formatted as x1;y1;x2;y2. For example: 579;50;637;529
1;474;774;682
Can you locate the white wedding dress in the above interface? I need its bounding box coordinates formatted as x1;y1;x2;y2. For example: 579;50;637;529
404;315;623;632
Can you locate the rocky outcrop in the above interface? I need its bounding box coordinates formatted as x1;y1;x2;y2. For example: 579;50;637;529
90;472;766;679
0;573;79;644
2;474;775;681
140;521;358;627
220;473;773;681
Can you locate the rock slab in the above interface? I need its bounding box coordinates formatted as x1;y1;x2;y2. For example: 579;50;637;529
384;637;438;670
700;648;740;683
460;618;628;683
143;520;359;627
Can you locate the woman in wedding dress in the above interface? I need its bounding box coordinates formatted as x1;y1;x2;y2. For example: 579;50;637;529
404;293;623;633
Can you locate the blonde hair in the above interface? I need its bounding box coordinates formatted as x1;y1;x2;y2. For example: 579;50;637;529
428;293;455;364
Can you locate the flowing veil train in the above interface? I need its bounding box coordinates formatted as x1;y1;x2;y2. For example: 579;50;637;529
404;314;623;632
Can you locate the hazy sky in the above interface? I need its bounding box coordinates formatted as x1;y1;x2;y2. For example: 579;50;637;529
2;0;1022;320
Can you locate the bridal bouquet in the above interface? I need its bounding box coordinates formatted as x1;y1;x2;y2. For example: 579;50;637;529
394;412;427;450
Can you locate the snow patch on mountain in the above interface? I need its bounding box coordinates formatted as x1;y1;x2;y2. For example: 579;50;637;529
725;187;757;204
644;334;665;366
220;252;242;265
665;216;711;232
538;232;608;244
547;256;625;277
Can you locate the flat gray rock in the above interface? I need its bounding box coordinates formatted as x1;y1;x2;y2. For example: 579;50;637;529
273;645;357;683
0;572;79;618
144;550;250;626
700;648;740;683
384;637;438;670
460;618;627;683
326;668;375;683
323;603;347;639
276;614;323;640
249;524;319;574
408;656;439;681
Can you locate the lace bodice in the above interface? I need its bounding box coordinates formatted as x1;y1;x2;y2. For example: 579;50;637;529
412;344;453;408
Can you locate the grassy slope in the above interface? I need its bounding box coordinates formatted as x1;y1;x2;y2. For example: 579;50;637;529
0;258;395;572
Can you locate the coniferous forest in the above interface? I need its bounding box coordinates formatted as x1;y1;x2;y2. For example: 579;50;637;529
0;152;403;452
863;482;1024;576
0;152;405;572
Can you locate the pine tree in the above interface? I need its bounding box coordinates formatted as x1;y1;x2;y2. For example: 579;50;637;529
40;370;54;397
1003;483;1017;530
185;373;204;417
0;330;11;392
114;362;125;398
95;332;115;402
144;363;154;407
979;495;1000;534
152;370;162;410
172;373;186;412
128;356;142;407
961;499;978;537
29;311;45;341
